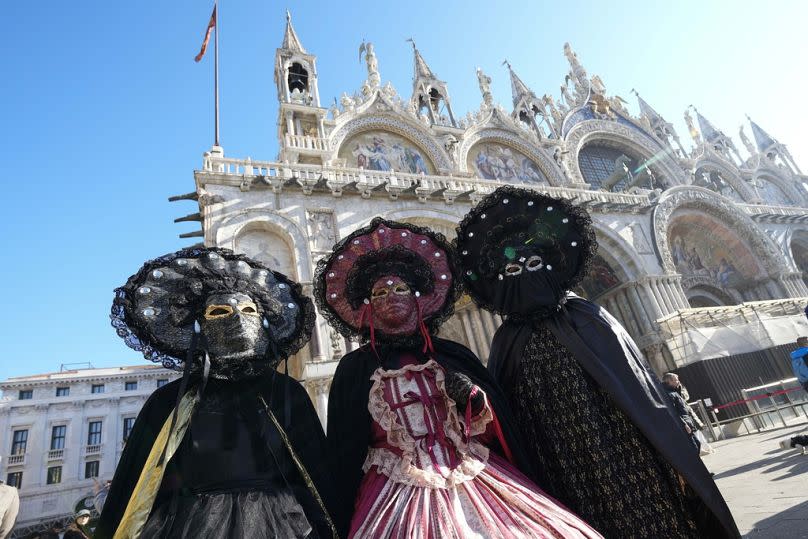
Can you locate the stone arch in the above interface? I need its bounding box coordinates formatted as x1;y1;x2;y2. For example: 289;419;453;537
788;228;808;287
329;110;453;173
457;127;563;186
653;187;787;276
380;207;465;238
217;210;312;282
692;158;757;203
590;221;644;282
686;284;737;308
566;119;687;189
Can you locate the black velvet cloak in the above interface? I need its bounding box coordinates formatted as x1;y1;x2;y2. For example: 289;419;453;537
488;295;740;539
326;336;534;537
95;374;336;539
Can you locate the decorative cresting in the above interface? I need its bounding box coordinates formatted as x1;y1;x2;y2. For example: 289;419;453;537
691;157;758;203
458;127;563;187
652;186;789;277
566;119;687;187
329;94;453;172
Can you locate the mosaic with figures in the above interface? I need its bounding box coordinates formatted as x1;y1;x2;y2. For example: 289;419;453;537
668;217;759;290
339;131;433;174
468;143;546;184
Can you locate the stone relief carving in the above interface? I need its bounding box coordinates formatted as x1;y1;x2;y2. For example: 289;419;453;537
306;210;337;252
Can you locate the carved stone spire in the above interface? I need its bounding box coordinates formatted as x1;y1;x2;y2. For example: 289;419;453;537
407;39;456;127
503;61;550;138
692;106;742;163
747;116;777;153
746;115;802;174
632;89;685;154
504;61;535;108
281;10;306;53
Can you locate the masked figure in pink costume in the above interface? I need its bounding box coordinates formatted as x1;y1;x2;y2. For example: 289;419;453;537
315;217;601;539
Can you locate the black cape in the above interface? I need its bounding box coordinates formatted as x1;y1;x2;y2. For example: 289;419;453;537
326;336;534;537
95;374;336;538
488;295;740;539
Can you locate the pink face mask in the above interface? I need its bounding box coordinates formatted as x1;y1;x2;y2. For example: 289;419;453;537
370;275;419;336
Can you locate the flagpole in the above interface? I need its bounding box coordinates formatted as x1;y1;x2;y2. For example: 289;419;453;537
214;0;220;147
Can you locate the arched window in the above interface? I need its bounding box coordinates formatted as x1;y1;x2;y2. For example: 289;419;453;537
235;226;297;279
693;167;744;202
578;144;654;191
752;177;793;205
287;62;309;94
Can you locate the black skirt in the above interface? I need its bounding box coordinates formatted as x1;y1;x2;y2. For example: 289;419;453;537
141;489;317;538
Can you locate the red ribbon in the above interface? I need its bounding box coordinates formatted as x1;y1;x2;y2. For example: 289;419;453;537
712;386;802;411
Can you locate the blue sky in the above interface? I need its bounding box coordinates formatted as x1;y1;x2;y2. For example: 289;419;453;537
1;0;806;382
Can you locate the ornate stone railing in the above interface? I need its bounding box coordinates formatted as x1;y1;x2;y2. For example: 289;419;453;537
197;155;653;209
47;449;64;461
738;202;808;220
284;134;328;152
7;454;25;466
84;444;102;455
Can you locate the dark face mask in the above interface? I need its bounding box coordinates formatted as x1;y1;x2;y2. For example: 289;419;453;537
489;263;566;318
199;292;269;364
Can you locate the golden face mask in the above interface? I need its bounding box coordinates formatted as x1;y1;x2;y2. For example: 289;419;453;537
371;280;412;300
203;301;260;320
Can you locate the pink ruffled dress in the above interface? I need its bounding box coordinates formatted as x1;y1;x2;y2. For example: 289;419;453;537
348;357;602;539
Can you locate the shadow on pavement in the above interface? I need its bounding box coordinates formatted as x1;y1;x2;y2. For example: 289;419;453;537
744;499;808;538
713;449;807;480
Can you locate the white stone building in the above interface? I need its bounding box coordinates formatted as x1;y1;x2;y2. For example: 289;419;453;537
172;13;808;423
0;365;177;533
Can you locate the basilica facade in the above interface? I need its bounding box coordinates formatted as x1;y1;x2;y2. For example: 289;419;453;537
176;14;808;423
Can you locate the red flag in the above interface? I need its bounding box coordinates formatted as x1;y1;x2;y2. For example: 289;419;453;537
194;4;217;62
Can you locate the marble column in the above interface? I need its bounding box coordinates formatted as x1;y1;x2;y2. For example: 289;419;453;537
649;278;672;314
628;284;653;334
667;277;689;310
640;280;664;320
611;289;638;336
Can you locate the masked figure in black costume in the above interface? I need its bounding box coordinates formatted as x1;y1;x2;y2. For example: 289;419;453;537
317;218;601;539
96;248;337;538
455;186;738;539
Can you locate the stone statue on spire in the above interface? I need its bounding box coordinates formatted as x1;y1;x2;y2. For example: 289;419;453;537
739;125;756;155
476;68;493;108
684;109;701;145
358;41;381;89
563;42;588;96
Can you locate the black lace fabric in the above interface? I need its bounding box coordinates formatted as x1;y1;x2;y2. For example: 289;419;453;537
454;185;598;318
313;217;462;346
511;325;700;538
111;247;315;372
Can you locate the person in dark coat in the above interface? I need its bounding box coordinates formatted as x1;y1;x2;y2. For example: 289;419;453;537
455;186;739;539
96;248;337;538
62;510;91;539
663;373;701;452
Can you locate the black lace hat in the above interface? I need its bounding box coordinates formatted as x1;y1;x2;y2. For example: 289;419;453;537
455;186;597;317
111;247;315;370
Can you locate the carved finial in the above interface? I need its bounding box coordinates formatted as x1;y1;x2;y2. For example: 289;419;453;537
406;37;416;51
286;9;291;23
502;59;511;69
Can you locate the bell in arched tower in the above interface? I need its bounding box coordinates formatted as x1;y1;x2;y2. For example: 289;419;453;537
273;10;328;164
407;39;457;128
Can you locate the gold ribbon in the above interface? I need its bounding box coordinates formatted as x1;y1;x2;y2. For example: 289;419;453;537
113;391;198;539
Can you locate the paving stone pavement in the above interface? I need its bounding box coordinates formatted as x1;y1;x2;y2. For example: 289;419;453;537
702;423;808;538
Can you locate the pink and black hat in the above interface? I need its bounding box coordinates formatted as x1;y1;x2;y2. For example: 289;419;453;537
313;217;461;344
